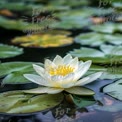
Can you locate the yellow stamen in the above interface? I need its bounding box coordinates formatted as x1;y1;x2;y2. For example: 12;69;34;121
49;65;74;76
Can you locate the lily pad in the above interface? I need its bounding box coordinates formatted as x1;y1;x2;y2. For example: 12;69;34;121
89;65;122;80
0;1;43;14
69;45;122;64
0;62;43;84
0;1;69;14
51;7;114;29
0;16;31;30
0;44;23;59
74;32;122;46
42;5;70;11
48;0;90;7
70;45;122;79
103;79;122;100
0;16;54;31
112;2;122;9
50;7;114;29
11;34;73;48
55;7;114;20
90;23;122;34
0;91;63;114
51;18;91;29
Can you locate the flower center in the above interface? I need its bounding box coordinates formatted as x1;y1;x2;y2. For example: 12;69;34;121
49;65;74;76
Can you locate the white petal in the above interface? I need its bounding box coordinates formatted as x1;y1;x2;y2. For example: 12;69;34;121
69;57;78;70
24;74;52;87
73;60;92;81
75;77;90;86
47;87;63;94
61;73;75;88
50;73;75;88
50;75;63;87
79;61;84;67
65;86;94;95
44;59;56;71
63;54;73;65
44;59;52;69
53;55;63;65
33;64;45;77
62;83;74;88
77;72;103;86
24;87;63;94
51;75;63;81
24;87;48;94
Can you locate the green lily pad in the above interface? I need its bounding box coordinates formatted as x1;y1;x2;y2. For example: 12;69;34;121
2;72;32;85
112;2;122;9
55;7;114;20
11;34;73;48
89;65;122;80
43;5;70;11
0;91;63;114
70;45;122;79
48;0;90;7
103;79;122;100
75;32;122;46
0;44;23;59
0;16;54;31
0;1;69;14
51;18;90;29
90;23;122;34
0;1;43;14
51;7;114;29
0;62;43;84
0;16;33;30
50;6;114;30
69;45;122;64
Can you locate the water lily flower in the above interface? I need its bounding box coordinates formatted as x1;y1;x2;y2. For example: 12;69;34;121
24;54;102;95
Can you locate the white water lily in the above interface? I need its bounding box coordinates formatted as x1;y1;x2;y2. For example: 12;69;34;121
24;54;102;95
